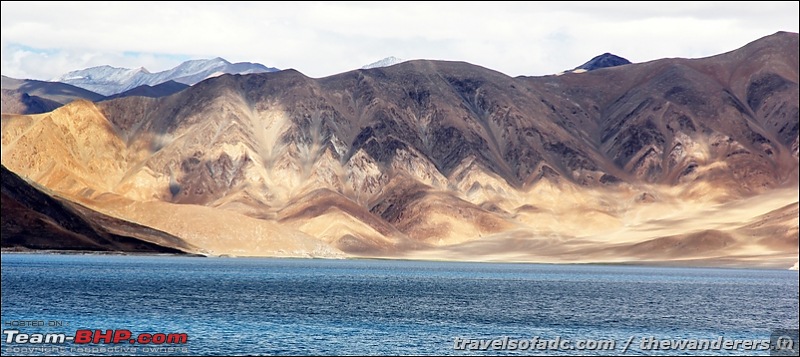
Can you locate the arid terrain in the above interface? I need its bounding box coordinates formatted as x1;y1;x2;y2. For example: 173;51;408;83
2;32;797;268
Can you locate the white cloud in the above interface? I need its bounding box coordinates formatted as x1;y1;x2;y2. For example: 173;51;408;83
1;1;798;80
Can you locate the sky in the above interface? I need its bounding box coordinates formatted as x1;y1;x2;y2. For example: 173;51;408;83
1;1;798;81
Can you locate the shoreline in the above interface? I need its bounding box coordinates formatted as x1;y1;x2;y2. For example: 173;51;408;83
2;248;796;271
0;247;205;257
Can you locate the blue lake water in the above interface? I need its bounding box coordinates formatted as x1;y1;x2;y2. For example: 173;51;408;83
1;253;797;355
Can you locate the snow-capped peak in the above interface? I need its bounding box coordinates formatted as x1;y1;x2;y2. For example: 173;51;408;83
54;58;278;96
361;56;405;69
55;65;147;84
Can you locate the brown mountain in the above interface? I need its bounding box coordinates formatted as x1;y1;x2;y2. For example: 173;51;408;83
102;80;189;101
1;165;194;253
2;32;797;267
0;90;63;115
1;75;104;114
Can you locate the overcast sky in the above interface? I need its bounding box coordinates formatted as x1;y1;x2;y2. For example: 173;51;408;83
2;1;798;80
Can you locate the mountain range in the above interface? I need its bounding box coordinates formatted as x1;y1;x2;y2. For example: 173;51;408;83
56;57;278;96
1;58;276;114
1;32;797;268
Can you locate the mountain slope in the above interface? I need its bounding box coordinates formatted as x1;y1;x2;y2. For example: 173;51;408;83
2;32;797;267
523;31;799;192
56;58;278;96
1;165;194;253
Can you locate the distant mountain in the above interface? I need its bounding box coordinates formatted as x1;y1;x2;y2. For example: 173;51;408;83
574;53;631;71
1;90;62;115
1;75;104;114
557;53;632;75
362;56;405;69
102;80;189;101
56;58;278;96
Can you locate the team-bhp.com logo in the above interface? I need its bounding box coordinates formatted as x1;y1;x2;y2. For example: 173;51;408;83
3;329;188;345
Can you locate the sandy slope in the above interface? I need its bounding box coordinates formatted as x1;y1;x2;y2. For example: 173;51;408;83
396;187;798;269
83;194;345;258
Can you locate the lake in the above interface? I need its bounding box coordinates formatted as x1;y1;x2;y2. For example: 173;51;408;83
1;253;797;355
